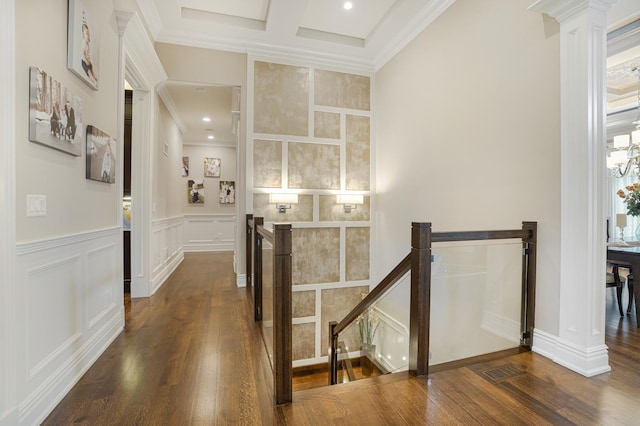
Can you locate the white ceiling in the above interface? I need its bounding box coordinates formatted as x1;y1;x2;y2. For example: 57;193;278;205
138;1;640;146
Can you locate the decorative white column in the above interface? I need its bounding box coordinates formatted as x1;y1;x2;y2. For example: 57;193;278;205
529;0;616;376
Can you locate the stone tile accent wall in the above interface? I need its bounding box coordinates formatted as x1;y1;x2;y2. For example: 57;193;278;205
314;69;371;111
288;142;340;189
253;62;309;136
253;139;282;188
252;60;371;365
292;228;340;285
314;111;340;139
346;228;370;281
346;115;371;190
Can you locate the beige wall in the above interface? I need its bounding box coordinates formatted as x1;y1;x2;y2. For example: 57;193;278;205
181;144;237;214
252;60;372;363
15;0;120;242
374;0;561;335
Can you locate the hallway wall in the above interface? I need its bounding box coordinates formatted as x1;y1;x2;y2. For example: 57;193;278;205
10;0;124;424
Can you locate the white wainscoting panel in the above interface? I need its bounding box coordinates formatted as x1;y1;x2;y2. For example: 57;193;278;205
15;227;124;425
183;214;235;252
151;216;184;295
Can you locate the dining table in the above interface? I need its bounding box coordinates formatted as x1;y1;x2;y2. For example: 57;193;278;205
607;241;640;326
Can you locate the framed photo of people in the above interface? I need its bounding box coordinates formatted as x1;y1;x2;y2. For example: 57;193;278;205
67;0;100;90
86;125;116;183
204;157;221;178
29;66;83;156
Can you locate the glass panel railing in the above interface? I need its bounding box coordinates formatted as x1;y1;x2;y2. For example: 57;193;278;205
332;276;411;384
429;240;523;366
261;238;274;368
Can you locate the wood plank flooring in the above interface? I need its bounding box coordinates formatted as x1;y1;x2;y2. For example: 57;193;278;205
44;252;640;425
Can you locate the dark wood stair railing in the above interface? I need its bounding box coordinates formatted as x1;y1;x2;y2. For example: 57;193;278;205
246;215;293;405
329;221;537;385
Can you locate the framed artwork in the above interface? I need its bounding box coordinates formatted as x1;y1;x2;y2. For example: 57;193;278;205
188;179;204;204
67;0;100;90
182;157;189;177
219;181;235;204
86;125;116;183
29;66;83;156
204;157;221;178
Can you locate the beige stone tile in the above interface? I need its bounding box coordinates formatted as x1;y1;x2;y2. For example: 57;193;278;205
346;227;370;282
320;286;369;355
293;290;316;318
314;111;340;139
288;142;340;189
253;193;313;223
253;139;282;188
314;69;370;111
254;61;309;136
292;228;340;285
346;115;370;190
319;195;370;222
293;322;316;361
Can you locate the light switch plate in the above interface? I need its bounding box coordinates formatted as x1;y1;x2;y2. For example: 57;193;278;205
27;194;46;217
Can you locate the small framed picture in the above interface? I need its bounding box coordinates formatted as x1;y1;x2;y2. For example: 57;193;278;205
67;0;100;90
188;179;204;204
182;156;189;177
204;157;221;178
86;125;116;183
219;181;235;204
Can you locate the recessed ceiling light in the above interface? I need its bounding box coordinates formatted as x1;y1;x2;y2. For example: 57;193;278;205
208;135;215;140
343;1;353;10
195;87;206;93
202;117;211;122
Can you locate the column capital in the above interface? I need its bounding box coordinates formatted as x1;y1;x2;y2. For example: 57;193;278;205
529;0;617;23
115;9;134;37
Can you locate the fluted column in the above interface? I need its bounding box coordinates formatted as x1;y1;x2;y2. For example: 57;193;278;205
529;0;616;376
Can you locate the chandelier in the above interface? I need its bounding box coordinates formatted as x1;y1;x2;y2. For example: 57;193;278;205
607;66;640;177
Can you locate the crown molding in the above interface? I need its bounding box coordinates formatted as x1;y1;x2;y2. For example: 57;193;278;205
134;0;163;40
156;83;188;135
529;0;617;22
122;12;167;89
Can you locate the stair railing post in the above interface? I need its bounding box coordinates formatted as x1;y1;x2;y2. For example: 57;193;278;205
328;321;338;385
246;214;253;289
273;224;292;405
409;222;431;377
520;221;537;348
253;217;264;322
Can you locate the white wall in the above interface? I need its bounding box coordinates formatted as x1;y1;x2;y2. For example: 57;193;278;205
9;1;124;423
374;0;561;336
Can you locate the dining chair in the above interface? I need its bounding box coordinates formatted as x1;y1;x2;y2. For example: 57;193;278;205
607;264;625;317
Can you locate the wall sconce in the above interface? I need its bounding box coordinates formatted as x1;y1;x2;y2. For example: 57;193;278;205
269;193;298;213
337;194;364;213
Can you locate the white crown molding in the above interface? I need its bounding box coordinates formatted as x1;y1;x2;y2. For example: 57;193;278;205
156;28;376;72
183;140;237;148
122;12;167;89
134;0;163;40
529;0;617;22
372;0;456;70
156;83;188;134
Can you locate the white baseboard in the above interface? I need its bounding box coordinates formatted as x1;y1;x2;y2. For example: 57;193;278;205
532;328;611;377
236;274;246;288
151;249;184;296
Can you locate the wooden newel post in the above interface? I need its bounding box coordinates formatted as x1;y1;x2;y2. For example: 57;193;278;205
409;222;431;377
328;321;338;385
253;217;264;322
273;224;292;405
246;214;253;289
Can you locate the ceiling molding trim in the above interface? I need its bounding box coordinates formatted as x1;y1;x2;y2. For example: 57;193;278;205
157;29;375;72
123;12;168;89
528;0;617;23
296;27;364;48
135;0;163;41
181;7;266;31
372;0;456;71
156;83;188;135
608;18;640;58
183;140;237;148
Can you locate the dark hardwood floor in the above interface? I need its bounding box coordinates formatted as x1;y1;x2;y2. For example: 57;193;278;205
44;252;640;425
